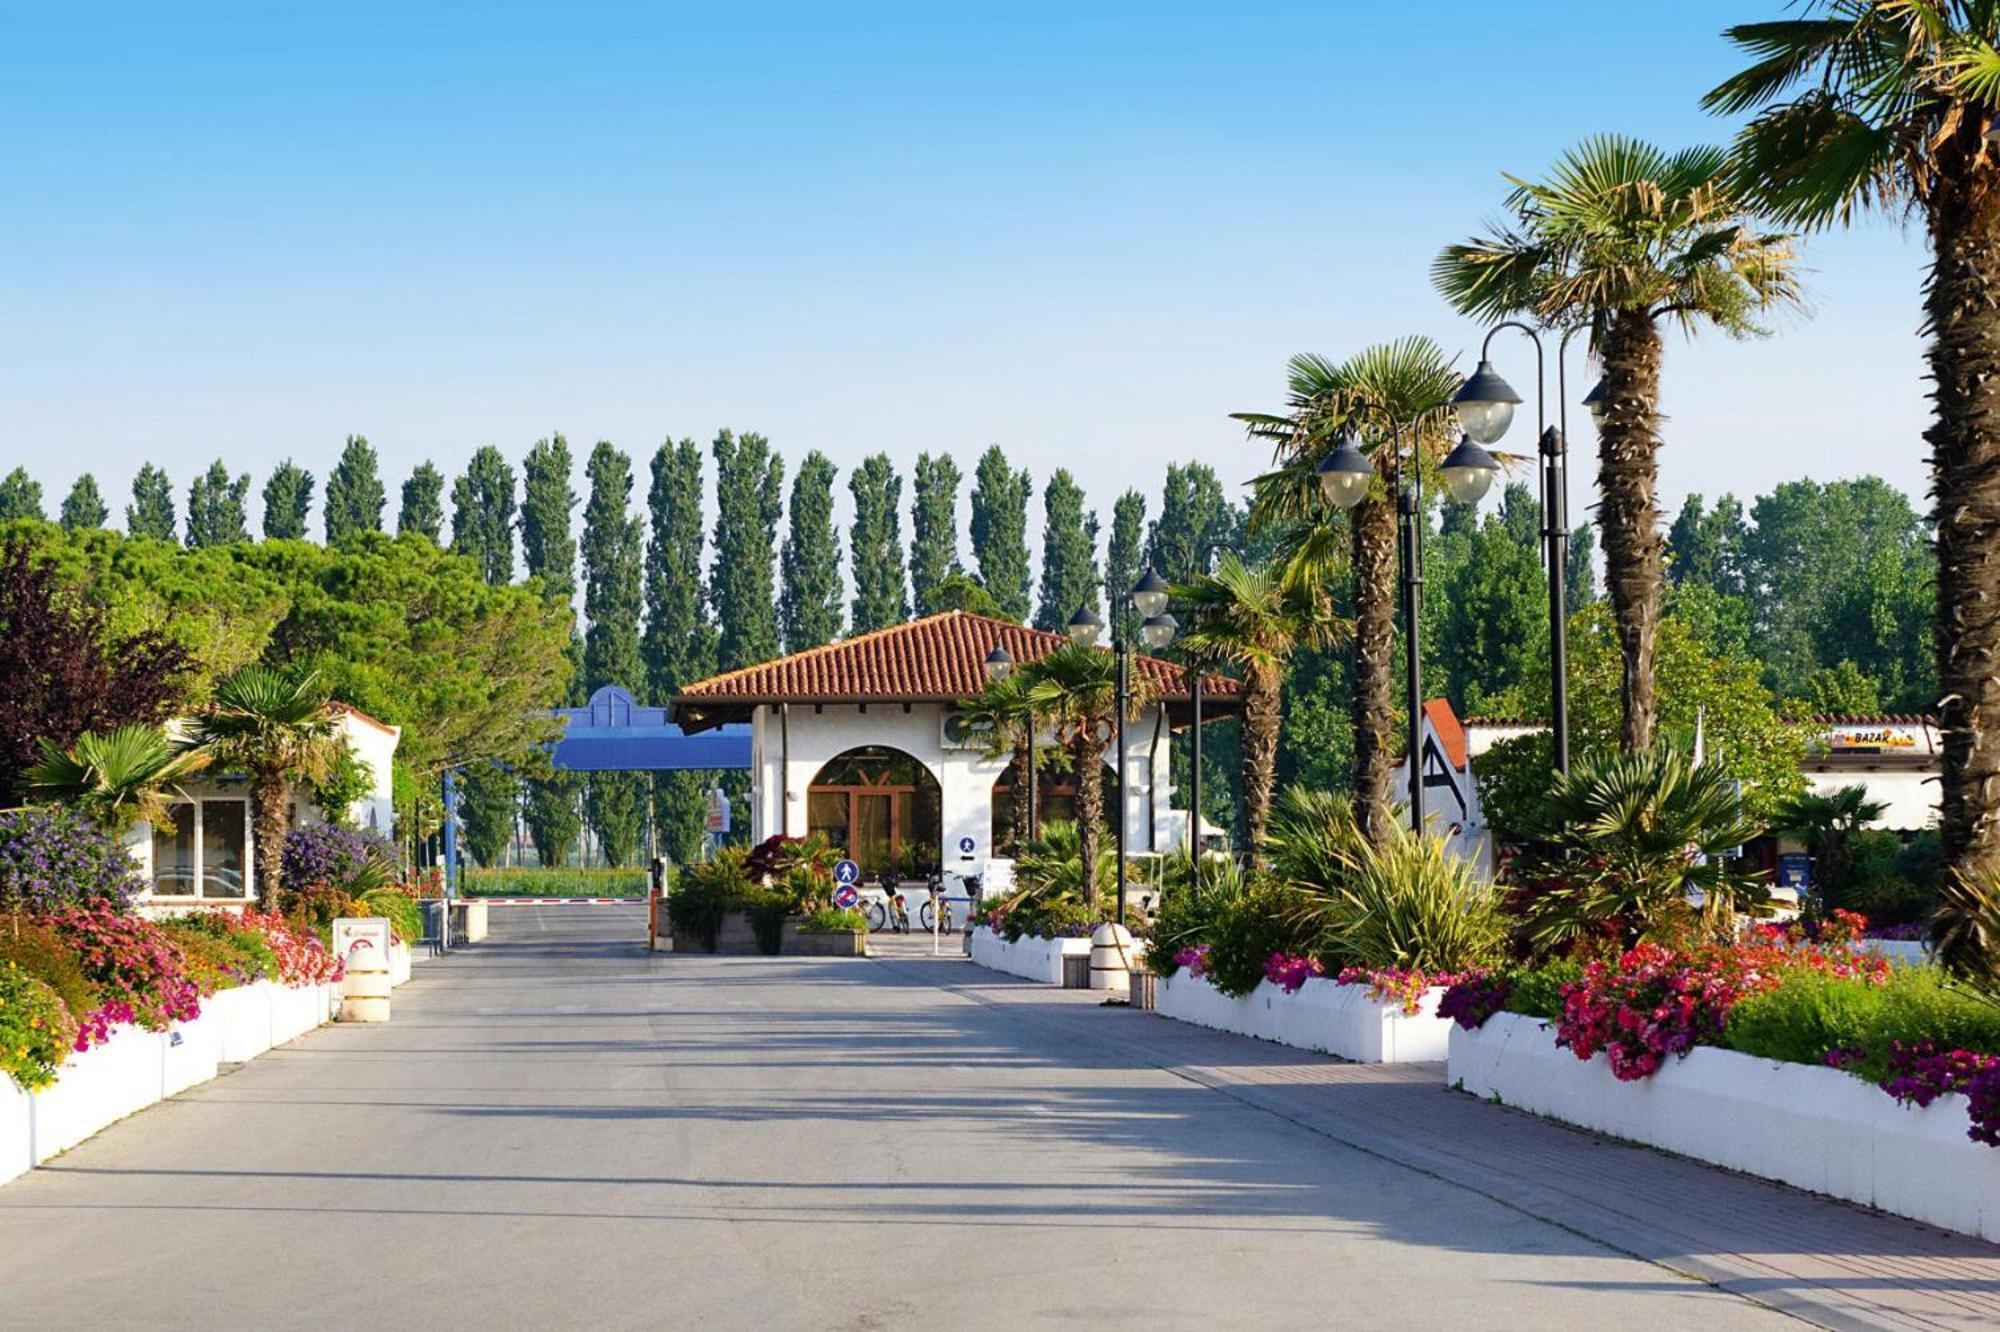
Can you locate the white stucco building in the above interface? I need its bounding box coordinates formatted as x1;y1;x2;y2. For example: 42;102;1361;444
668;611;1241;879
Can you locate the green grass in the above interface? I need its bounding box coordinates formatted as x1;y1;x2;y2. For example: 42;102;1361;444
460;867;651;898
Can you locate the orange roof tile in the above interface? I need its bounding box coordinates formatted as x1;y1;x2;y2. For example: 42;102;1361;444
1423;698;1468;770
671;611;1241;710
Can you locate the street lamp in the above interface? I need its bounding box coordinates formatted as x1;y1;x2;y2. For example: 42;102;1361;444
1451;320;1587;775
1177;537;1234;863
983;644;1013;680
1068;567;1178;924
1314;404;1497;834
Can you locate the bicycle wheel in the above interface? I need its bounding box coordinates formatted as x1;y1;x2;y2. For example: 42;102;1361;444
864;901;888;932
918;901;937;931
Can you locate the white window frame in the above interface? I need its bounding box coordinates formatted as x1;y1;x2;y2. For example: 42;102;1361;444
147;797;257;903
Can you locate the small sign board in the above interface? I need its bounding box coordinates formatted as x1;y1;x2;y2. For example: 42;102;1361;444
1777;852;1812;892
833;859;861;887
333;916;390;965
981;858;1015;897
705;788;732;834
832;883;860;910
957;835;976;857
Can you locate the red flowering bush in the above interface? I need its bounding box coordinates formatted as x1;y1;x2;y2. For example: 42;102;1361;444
239;909;343;985
1875;1043;2000;1148
1264;952;1323;994
41;901;199;1031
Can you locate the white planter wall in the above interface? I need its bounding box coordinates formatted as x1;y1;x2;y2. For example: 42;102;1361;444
161;1010;220;1098
968;927;1092;985
1155;973;1451;1063
389;940;412;987
0;1080;29;1188
1449;1012;2000;1244
210;984;275;1064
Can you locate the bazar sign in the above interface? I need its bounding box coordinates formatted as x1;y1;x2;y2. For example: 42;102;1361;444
1818;727;1918;754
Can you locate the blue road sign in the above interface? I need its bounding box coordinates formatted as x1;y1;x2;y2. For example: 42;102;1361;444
833;859;860;886
958;836;976;855
832;883;860;910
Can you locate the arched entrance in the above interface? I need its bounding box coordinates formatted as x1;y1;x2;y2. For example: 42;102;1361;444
806;746;942;878
990;755;1120;856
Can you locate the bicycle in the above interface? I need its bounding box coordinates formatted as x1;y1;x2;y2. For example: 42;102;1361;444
918;874;954;932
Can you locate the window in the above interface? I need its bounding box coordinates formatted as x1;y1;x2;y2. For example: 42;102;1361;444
150;799;254;900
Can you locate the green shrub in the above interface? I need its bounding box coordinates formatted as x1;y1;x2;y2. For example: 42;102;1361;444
160;910;277;982
0;920;101;1019
739;887;789;955
1313;832;1506;973
0;961;76;1090
356;886;426;945
1146;855;1249;978
1204;881;1315;998
1723;966;2000;1081
799;908;868;934
1501;959;1582;1020
461;866;649;897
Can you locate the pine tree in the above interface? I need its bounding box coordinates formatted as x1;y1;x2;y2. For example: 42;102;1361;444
520;435;583;866
970;446;1032;622
909;452;963;616
451;445;518;585
848;453;908;633
0;469;44;523
261;460;314;541
185;460;251;548
779;450;842;651
1034;468;1100;631
1148;462;1235;583
399;462;445;541
325;435;386;544
1105;489;1147;643
582;442;646;866
59;475;107;531
646;438;720;864
126;465;177;541
709;430;783;671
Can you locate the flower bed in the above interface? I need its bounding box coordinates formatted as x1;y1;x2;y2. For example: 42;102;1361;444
1153;969;1453;1063
1449;1011;2000;1243
968;925;1092;985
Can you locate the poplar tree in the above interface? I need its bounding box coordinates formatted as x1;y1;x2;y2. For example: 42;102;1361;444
520;435;583;866
399;462;445;541
126;465;177;541
0;468;44;523
779;450;842;651
185;460;251;548
261;460;314;541
1147;462;1235;583
909;452;963;616
709;430;783;671
646;437;719;863
848;453;908;633
1106;489;1147;643
970;446;1032;622
581;442;646;866
451;445;518;585
59;475;107;531
325;435;386;544
1034;468;1099;631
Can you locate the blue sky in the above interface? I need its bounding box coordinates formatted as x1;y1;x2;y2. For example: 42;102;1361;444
0;1;1934;549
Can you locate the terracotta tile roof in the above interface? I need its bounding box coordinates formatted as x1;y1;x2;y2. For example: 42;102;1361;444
1423;698;1468;770
671;610;1242;709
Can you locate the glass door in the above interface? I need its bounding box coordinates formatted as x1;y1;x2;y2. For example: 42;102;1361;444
853;793;894;875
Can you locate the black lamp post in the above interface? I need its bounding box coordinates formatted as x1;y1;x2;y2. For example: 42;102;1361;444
1449;321;1587;775
1181;538;1233;859
1069;570;1177;924
983;642;1036;844
1315;406;1499;833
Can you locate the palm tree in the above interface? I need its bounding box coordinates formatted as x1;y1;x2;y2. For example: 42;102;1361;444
1433;135;1801;752
955;671;1040;850
1174;555;1349;861
1705;5;2000;873
25;724;211;835
1773;784;1889;909
185;667;340;911
1239;337;1462;846
1019;643;1141;906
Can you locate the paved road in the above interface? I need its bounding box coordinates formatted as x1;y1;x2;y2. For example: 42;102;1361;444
0;908;1980;1330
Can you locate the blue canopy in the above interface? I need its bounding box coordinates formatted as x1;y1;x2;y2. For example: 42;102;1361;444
549;686;751;773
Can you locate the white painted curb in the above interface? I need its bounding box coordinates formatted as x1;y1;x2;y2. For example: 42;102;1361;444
968;927;1092;984
1448;1011;2000;1244
1155;972;1451;1063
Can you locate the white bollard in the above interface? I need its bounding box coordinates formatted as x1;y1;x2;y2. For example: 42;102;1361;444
1089;922;1134;995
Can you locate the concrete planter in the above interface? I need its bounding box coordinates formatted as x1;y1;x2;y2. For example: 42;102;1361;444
210;983;275;1063
161;1009;221;1098
268;982;334;1047
968;926;1092;985
1448;1011;2000;1245
449;899;489;944
1156;972;1451;1063
30;1024;164;1163
389;939;413;986
780;922;867;956
0;1079;29;1188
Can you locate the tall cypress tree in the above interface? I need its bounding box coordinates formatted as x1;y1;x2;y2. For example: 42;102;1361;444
451;445;518;585
646;438;720;863
0;469;44;523
1147;462;1235;583
582;442;646;866
1106;489;1147;643
1034;468;1100;631
126;465;177;541
848;453;909;633
59;475;107;531
970;446;1032;622
779;450;842;651
325;435;386;544
710;430;783;671
186;460;251;548
261;460;314;541
399;462;445;541
909;452;963;616
520;435;583;867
